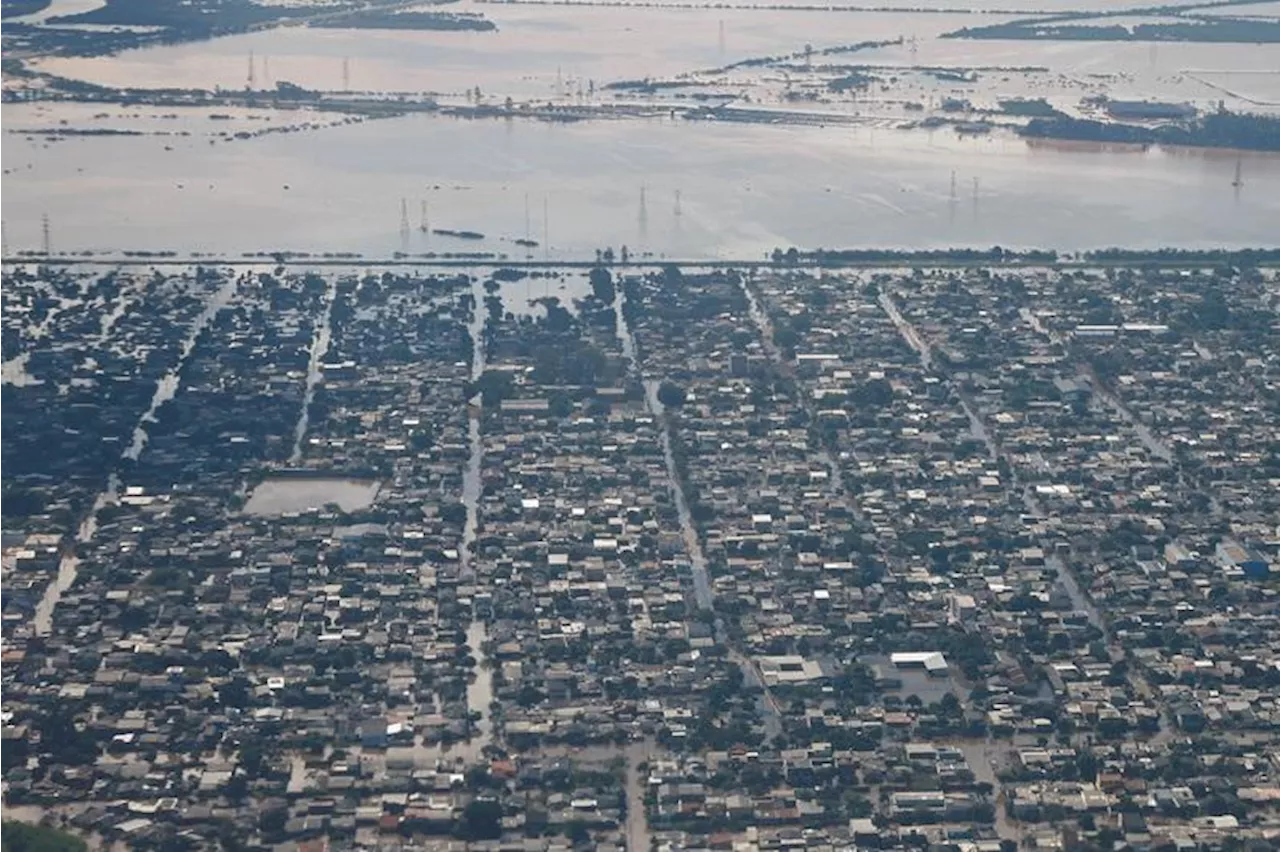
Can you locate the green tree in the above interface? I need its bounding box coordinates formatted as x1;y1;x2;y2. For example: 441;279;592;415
459;798;503;840
657;381;687;408
1;822;87;852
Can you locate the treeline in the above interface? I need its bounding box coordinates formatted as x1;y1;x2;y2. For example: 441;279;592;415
1021;111;1280;152
46;0;316;35
999;98;1066;118
827;69;879;92
1085;248;1280;264
698;37;900;75
312;10;496;31
765;247;1280;266
769;247;1060;265
605;79;701;93
947;17;1280;43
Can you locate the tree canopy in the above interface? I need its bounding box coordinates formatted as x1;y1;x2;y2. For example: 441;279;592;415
1;822;88;852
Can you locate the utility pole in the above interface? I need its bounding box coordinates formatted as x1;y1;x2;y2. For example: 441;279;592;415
41;214;51;255
247;50;255;90
674;189;682;218
342;57;350;92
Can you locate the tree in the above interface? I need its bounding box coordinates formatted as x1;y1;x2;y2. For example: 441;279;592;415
588;267;615;303
1;487;45;519
567;822;592;845
472;370;514;406
459;798;503;840
1;822;87;852
36;709;97;766
852;378;893;408
548;392;573;419
259;807;287;837
219;676;251;709
657;381;687;408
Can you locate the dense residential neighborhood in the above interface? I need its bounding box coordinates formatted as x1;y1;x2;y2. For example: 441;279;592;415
2;260;1279;851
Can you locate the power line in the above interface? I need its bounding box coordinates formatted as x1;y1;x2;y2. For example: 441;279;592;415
41;213;51;255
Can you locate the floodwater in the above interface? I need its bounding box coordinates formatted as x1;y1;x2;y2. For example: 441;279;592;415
290;277;337;463
125;273;238;460
465;619;495;751
1;352;41;386
5;111;1279;259
8;0;1280;259
32;476;116;636
242;477;382;515
34;5;1019;96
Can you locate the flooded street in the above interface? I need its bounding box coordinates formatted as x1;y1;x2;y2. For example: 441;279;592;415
465;619;495;754
125;273;239;460
31;273;240;636
878;289;933;370
289;276;337;463
32;475;117;636
623;739;653;852
532;739;654;851
461;276;492;754
619;267;712;609
460;276;488;576
642;377;714;611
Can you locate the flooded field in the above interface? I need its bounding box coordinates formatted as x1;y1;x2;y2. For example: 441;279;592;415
242;476;382;515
